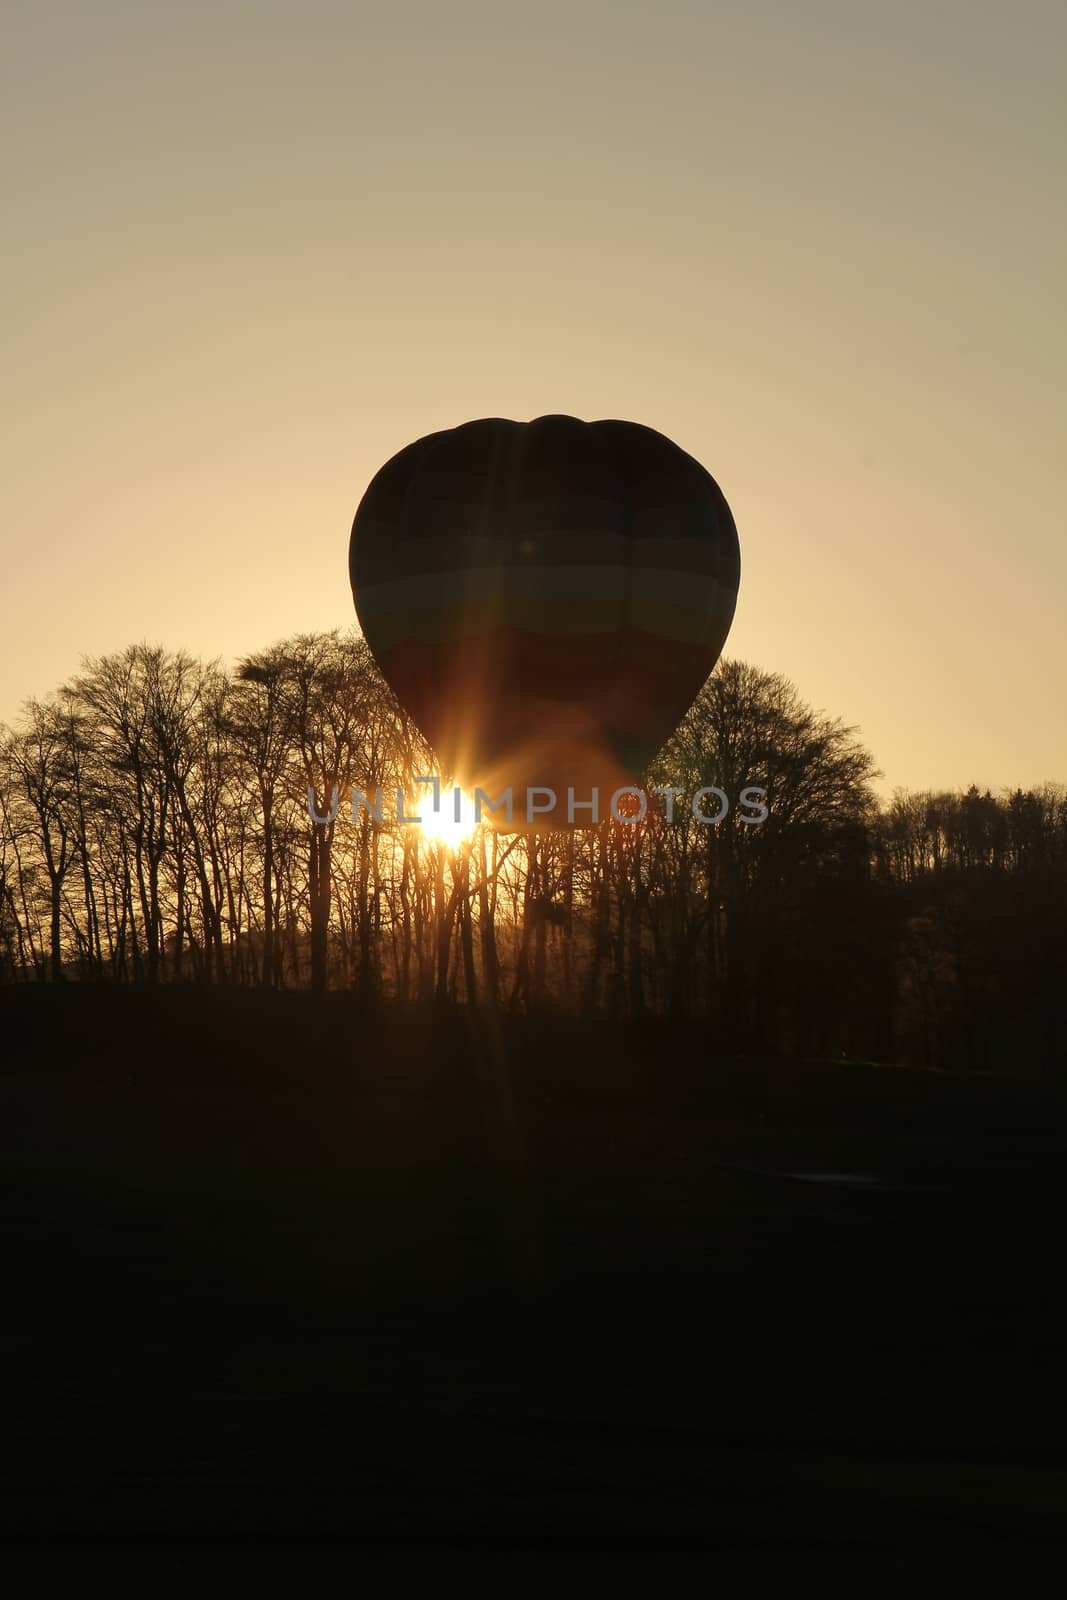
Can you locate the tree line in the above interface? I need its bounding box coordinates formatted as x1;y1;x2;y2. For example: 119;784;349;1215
2;632;1064;1071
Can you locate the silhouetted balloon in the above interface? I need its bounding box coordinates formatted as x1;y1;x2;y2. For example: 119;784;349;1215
349;415;740;822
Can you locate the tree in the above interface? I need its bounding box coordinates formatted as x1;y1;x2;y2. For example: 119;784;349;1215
649;659;881;1047
0;700;81;980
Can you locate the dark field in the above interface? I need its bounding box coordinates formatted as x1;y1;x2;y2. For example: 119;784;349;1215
2;987;1066;1584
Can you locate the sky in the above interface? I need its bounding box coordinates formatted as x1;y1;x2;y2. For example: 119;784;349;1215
3;0;1064;796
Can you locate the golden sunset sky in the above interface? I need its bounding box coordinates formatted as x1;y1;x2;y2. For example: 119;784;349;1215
3;0;1064;793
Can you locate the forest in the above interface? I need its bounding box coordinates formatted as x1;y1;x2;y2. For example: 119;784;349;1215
2;631;1064;1074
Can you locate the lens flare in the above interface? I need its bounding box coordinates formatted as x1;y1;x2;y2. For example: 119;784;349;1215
415;787;478;846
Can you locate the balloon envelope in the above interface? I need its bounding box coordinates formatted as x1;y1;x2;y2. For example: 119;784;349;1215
349;414;740;822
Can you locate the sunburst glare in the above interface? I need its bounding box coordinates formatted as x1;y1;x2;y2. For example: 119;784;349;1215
415;786;478;847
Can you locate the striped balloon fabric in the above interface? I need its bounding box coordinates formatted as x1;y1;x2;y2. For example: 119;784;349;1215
350;414;740;823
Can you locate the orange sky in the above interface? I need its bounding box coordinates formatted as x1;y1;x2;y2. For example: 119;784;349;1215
3;0;1064;795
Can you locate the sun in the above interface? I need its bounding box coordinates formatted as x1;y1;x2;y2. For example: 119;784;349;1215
415;786;479;847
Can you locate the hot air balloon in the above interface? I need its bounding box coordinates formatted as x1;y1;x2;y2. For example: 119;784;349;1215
349;415;740;826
